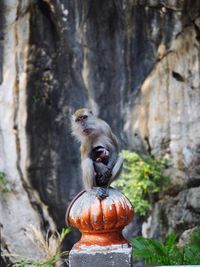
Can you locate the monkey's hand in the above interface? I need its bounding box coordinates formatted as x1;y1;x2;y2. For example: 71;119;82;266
94;162;110;176
100;168;112;180
94;162;112;186
97;167;112;186
96;187;109;200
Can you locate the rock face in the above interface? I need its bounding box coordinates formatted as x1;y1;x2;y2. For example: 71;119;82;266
0;0;55;264
0;0;200;261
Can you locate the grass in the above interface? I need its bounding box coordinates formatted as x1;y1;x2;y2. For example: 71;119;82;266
5;226;72;267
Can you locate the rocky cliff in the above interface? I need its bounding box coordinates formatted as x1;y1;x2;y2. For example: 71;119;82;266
0;0;200;262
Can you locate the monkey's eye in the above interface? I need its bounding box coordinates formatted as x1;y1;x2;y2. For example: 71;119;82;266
75;115;88;122
75;117;80;122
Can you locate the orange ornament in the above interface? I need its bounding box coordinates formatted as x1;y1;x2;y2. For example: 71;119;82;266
67;187;134;248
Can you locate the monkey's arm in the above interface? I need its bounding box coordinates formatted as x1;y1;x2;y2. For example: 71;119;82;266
94;154;123;199
94;130;123;185
106;145;118;170
81;157;96;189
106;129;119;170
98;130;119;177
109;154;123;183
93;144;118;186
81;144;96;189
107;130;123;182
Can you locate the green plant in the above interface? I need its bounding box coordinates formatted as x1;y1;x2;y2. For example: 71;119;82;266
113;150;168;216
13;255;65;267
12;226;71;267
132;230;200;265
0;171;11;193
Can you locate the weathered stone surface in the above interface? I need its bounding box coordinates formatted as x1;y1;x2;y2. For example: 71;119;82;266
133;22;200;238
130;26;200;177
69;245;132;267
0;0;3;84
143;187;200;239
1;0;200;260
178;227;199;246
26;0;200;239
0;0;55;264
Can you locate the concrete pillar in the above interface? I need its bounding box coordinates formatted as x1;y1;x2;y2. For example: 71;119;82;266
69;244;132;267
67;188;134;267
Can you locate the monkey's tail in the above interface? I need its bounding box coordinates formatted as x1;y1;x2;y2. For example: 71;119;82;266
65;190;86;226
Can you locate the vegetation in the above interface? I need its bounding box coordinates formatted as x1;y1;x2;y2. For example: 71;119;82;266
0;171;11;193
12;226;71;267
132;229;200;266
113;150;169;216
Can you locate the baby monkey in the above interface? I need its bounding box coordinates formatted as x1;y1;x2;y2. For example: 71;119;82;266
71;108;123;199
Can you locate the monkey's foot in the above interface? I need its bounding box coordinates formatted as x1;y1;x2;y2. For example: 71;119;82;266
96;187;109;200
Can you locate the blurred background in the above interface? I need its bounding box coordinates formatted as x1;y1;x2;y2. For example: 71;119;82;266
0;0;200;265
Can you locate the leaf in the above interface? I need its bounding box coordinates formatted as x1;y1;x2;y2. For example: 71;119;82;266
113;150;169;215
165;232;177;249
132;230;200;265
132;237;169;265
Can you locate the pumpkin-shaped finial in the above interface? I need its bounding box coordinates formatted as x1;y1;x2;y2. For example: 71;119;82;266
67;187;134;248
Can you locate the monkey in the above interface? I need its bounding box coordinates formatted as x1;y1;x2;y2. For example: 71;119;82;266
71;108;123;198
90;146;110;183
90;146;110;164
66;108;123;225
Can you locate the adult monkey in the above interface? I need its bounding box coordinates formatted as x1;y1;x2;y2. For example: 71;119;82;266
71;108;123;199
66;108;123;225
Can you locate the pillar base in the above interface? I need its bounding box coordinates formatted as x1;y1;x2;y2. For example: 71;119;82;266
74;229;129;248
69;244;132;267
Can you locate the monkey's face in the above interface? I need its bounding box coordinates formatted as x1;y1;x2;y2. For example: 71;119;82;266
71;108;95;139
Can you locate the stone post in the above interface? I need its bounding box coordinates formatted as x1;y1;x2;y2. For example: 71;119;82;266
66;187;134;267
